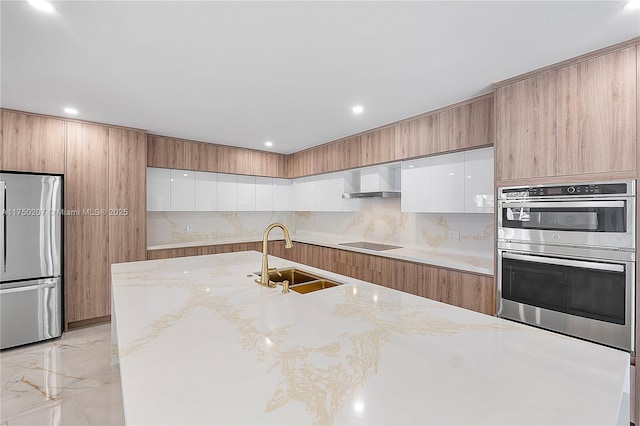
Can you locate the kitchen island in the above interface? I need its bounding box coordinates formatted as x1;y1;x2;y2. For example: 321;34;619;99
111;251;629;425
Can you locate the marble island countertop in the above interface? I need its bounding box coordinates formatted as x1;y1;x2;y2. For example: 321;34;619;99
147;234;494;275
111;251;627;425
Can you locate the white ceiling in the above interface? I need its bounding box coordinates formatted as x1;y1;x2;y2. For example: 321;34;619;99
1;1;639;154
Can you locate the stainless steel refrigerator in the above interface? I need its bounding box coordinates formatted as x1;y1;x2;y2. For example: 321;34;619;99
0;172;63;350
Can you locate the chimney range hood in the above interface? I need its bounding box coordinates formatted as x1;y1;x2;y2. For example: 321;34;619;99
342;165;401;199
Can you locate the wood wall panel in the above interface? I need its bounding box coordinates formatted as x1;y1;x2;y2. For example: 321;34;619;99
1;110;66;173
495;71;557;180
65;122;110;324
108;128;147;265
556;46;637;175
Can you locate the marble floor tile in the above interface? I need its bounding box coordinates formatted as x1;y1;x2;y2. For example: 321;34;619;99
0;323;124;425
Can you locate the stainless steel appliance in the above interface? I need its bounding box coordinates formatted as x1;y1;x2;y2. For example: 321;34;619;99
497;181;635;353
0;172;63;350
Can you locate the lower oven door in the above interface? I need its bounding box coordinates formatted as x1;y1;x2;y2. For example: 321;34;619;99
497;247;635;353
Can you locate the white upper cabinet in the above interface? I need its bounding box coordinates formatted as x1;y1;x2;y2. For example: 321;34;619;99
400;147;494;213
217;173;238;211
170;169;195;211
237;175;256;211
291;176;316;211
291;172;359;212
430;152;465;213
147;167;171;211
401;157;431;212
464;147;494;213
255;177;273;211
315;172;343;211
195;171;218;211
271;178;291;212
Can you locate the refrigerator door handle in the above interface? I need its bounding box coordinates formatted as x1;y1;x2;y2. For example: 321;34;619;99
1;180;6;274
0;279;56;295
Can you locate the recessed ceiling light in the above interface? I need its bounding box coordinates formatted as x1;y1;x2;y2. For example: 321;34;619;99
63;107;78;115
265;141;273;147
28;0;55;13
352;105;364;115
625;0;640;9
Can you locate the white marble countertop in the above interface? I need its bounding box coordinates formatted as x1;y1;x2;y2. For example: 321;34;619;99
148;235;494;275
111;251;628;425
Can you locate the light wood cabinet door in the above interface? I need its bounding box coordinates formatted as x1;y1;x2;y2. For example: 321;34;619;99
361;127;397;166
395;114;439;159
1;111;65;173
438;97;493;152
147;135;184;168
495;71;557;180
313;144;333;175
108;128;147;266
334;136;362;171
65;122;110;324
556;47;637;175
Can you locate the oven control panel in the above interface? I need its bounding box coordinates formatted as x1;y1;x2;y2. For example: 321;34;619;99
500;182;632;198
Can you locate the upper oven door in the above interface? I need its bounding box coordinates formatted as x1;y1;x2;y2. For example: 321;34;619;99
498;198;635;250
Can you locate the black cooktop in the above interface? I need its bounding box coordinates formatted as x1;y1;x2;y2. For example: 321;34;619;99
338;241;403;251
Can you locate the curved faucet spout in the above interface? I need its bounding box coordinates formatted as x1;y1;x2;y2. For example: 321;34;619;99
256;223;293;287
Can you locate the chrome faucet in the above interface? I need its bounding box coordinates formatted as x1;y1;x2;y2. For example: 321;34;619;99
255;223;293;288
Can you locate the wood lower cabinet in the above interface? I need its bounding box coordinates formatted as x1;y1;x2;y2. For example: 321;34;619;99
147;242;263;260
1;110;66;173
65;122;110;325
150;241;495;316
277;242;495;316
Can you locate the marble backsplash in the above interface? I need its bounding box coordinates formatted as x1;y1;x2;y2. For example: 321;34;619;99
148;199;493;259
147;211;295;247
294;198;493;257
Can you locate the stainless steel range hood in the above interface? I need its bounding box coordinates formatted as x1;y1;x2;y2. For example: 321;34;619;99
342;191;400;199
342;165;401;199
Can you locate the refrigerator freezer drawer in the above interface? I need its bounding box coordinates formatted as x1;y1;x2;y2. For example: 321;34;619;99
0;277;62;350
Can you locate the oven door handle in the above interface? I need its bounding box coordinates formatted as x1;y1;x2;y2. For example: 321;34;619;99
502;252;625;272
501;201;626;209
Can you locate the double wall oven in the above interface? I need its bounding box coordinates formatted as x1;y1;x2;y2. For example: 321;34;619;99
497;181;635;353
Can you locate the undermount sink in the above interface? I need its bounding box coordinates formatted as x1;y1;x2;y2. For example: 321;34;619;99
255;267;341;294
288;280;338;294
